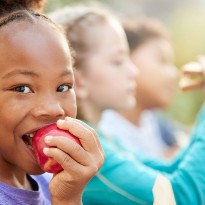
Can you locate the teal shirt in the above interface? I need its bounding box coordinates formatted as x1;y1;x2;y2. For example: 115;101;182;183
82;105;205;205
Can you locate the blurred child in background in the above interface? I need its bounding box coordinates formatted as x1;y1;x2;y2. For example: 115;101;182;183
100;17;189;158
50;5;205;205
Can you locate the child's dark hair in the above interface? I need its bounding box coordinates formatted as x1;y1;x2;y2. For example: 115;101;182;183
0;0;62;33
0;0;46;14
122;17;170;52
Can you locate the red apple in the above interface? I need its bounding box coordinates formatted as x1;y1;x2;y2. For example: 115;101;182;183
32;123;81;173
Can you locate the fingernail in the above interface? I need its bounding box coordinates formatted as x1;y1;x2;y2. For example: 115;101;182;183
65;117;71;121
57;119;64;126
43;147;49;155
44;135;53;142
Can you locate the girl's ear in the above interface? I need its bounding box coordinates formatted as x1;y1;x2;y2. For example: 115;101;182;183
74;69;89;100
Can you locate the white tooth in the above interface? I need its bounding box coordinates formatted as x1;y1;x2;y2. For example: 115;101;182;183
29;133;34;138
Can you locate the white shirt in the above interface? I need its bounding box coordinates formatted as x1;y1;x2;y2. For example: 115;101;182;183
99;109;168;157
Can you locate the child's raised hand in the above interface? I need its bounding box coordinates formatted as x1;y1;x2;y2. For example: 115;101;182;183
179;55;205;91
44;117;104;205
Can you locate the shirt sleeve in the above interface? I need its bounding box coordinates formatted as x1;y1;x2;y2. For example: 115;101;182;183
83;120;205;205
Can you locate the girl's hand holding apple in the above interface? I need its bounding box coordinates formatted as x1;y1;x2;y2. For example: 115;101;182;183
33;117;104;204
32;123;81;173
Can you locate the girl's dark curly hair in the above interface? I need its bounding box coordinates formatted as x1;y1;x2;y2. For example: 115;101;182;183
0;0;46;14
0;0;63;36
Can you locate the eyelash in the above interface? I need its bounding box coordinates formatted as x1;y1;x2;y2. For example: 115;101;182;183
11;84;73;93
57;84;73;92
12;85;32;94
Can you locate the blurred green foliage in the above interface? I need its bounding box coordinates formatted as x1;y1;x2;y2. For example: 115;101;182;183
169;6;205;67
166;5;205;126
166;90;203;127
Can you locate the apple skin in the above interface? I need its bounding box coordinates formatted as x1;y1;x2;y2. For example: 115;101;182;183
32;123;81;173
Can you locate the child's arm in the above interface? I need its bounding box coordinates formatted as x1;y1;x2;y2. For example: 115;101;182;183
44;117;104;205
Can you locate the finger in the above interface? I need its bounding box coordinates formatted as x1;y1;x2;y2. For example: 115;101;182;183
179;81;204;91
66;118;105;163
181;62;204;75
57;118;98;151
44;145;101;177
57;118;104;159
56;118;104;167
179;61;205;91
179;73;204;90
66;117;104;157
197;55;205;66
44;135;91;166
44;146;86;174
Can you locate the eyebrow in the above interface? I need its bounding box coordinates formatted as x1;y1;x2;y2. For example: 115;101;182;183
2;69;73;79
2;70;39;79
60;69;73;77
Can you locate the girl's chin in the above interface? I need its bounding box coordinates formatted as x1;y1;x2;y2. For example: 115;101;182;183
29;168;45;175
24;163;46;175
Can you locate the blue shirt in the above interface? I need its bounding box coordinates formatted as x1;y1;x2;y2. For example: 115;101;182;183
82;105;205;205
0;174;51;205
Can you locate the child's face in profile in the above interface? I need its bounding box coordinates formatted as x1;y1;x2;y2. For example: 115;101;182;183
0;21;77;174
77;19;137;111
131;38;178;109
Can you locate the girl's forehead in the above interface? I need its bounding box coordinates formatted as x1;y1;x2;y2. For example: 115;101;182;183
0;20;69;56
0;20;72;72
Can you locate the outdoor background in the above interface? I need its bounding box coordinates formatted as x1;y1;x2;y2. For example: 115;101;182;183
45;0;205;127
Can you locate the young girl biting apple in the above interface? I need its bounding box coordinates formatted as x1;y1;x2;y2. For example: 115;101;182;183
0;1;104;205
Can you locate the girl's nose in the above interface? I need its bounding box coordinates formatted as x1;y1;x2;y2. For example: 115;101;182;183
32;97;65;119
